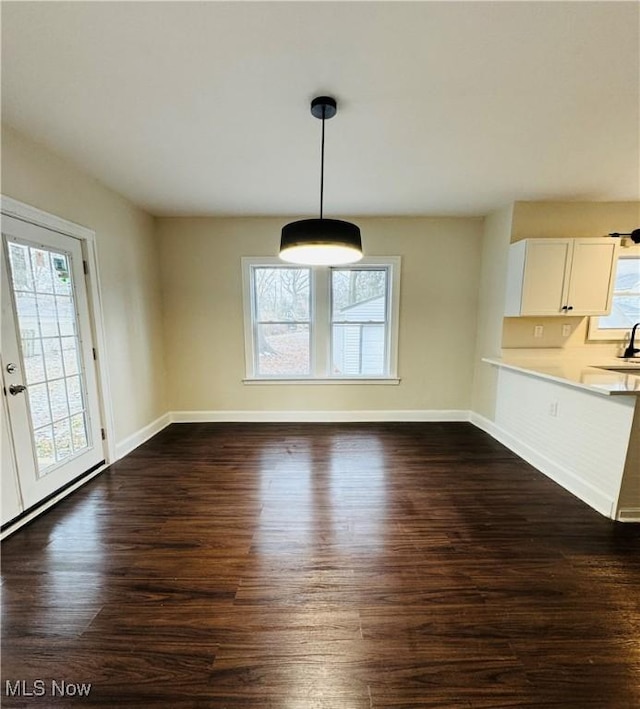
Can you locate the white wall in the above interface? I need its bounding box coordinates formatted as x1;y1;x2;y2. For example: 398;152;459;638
158;216;483;415
1;124;167;447
493;367;637;519
470;204;513;419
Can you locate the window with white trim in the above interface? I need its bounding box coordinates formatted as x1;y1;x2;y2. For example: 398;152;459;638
588;254;640;340
242;257;401;381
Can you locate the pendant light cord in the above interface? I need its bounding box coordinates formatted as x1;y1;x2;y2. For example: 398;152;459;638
320;107;325;220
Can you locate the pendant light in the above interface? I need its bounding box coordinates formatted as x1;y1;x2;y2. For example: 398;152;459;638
279;96;363;265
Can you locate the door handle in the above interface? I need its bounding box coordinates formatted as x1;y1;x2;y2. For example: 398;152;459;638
8;384;27;396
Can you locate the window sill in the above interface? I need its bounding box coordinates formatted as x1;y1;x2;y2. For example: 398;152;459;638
242;377;401;386
587;319;633;342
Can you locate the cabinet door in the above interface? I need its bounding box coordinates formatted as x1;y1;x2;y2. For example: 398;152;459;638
520;240;571;315
566;239;618;315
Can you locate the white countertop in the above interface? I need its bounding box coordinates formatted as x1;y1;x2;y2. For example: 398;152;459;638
484;355;640;396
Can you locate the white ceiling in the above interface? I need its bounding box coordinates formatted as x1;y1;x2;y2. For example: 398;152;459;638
2;1;639;218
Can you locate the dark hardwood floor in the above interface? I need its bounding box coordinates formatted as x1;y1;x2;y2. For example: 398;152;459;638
2;422;639;708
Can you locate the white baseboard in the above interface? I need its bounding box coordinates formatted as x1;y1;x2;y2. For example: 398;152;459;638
617;508;640;522
469;412;615;518
469;411;500;438
114;412;172;460
6;407;630;540
169;409;470;423
0;462;108;540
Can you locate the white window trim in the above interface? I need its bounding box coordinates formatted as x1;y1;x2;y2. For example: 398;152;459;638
241;256;401;383
588;251;640;341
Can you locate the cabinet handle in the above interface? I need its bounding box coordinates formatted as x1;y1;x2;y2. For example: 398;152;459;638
567;306;573;311
561;306;568;311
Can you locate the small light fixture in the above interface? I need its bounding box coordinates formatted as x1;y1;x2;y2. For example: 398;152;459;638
279;96;363;266
610;229;640;246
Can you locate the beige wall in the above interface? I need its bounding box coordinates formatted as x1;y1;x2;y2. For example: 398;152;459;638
511;201;640;241
158;216;483;413
470;204;513;419
3;127;634;433
1;124;167;445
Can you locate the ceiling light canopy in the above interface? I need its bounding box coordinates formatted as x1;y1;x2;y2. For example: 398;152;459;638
279;96;363;266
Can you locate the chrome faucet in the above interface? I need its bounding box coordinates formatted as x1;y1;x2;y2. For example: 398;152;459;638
622;322;640;358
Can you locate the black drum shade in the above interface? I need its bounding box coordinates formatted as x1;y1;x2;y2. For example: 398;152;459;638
280;218;362;265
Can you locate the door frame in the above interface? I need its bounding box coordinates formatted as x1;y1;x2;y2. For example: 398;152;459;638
1;195;115;534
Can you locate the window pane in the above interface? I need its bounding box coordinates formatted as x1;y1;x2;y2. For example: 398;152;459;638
8;242;33;291
71;412;89;452
257;324;310;376
28;383;51;428
24;339;46;384
67;375;84;415
52;255;72;295
254;267;310;322
614;258;640;293
332;269;387;321
34;426;55;471
32;249;55;293
14;292;40;340
62;337;80;376
56;296;76;336
332;323;386;376
598;296;640;329
49;379;69;421
37;293;58;337
53;418;72;462
43;338;64;379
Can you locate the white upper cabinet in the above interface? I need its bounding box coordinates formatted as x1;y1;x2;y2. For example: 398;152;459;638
504;238;619;317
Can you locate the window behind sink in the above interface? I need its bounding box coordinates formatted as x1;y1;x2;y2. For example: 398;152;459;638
588;254;640;341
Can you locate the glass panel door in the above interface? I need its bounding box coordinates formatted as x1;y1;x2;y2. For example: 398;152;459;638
1;215;104;511
7;240;92;475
